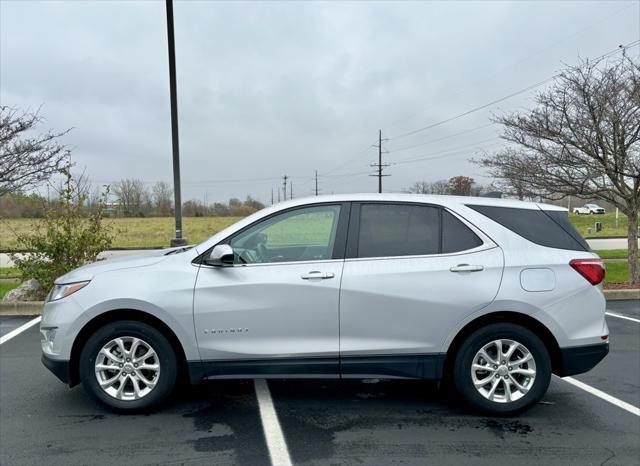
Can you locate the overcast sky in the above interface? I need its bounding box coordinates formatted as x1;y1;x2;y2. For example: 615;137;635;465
2;0;639;204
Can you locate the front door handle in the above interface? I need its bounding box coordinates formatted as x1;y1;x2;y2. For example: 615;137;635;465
450;264;484;273
301;271;335;280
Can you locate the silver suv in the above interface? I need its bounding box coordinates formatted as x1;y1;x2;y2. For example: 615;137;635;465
40;194;609;414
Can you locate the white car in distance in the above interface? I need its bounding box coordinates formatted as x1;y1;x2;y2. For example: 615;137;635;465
573;204;606;215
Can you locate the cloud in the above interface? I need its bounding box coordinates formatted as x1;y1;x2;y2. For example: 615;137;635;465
2;0;638;202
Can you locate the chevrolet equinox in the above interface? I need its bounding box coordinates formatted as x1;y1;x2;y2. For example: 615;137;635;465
41;194;609;414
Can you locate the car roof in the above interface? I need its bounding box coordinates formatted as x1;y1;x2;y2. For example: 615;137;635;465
268;193;566;211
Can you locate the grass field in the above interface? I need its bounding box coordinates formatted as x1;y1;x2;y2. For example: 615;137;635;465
0;212;637;251
569;212;636;238
0;267;20;277
0;281;19;299
604;261;631;284
594;249;630;259
0;217;242;251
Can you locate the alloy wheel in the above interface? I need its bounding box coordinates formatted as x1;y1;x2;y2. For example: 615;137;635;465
470;339;536;403
94;336;160;401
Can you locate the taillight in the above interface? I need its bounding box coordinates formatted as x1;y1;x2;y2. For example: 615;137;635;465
569;259;605;285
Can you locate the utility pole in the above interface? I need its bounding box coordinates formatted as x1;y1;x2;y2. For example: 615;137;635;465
166;0;186;247
290;181;293;200
277;189;281;203
271;188;274;205
370;129;390;193
282;175;288;200
314;170;319;196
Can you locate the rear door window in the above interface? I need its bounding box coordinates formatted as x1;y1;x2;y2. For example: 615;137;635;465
357;204;440;258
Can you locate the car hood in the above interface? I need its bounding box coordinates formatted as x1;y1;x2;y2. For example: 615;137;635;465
54;249;175;284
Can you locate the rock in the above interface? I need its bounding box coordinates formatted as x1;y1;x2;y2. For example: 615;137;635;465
2;279;46;302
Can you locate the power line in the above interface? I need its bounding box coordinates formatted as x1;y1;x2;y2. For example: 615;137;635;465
314;170;319;196
369;129;390;193
282;175;288;200
390;77;556;140
386;123;496;153
385;6;637;131
392;138;503;167
389;41;640;141
320;138;380;177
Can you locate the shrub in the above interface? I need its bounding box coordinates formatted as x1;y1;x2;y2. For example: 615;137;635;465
11;167;114;292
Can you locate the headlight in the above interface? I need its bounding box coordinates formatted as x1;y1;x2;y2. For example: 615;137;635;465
47;281;90;302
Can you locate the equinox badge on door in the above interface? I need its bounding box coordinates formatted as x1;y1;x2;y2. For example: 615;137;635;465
204;328;249;335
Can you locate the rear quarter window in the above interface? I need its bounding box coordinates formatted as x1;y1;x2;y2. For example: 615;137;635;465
467;205;589;251
442;210;483;253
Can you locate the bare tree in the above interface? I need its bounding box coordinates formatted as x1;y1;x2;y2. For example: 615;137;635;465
476;56;639;284
406;179;449;195
113;179;149;217
476;149;539;200
448;176;475;196
0;106;70;196
151;181;173;216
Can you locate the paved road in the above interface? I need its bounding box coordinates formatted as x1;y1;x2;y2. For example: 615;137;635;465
588;237;639;250
0;301;638;466
0;249;152;268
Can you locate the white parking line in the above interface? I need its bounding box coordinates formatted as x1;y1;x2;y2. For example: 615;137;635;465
254;379;293;466
0;317;41;346
606;311;640;324
560;376;640;417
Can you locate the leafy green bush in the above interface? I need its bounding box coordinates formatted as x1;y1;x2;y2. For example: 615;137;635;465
11;167;114;292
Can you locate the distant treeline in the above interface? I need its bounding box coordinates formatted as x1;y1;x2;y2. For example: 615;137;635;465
0;184;265;219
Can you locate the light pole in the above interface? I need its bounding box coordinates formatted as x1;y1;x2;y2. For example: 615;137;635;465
166;0;187;247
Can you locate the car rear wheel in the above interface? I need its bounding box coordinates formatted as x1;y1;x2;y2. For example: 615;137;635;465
453;323;551;415
79;320;177;411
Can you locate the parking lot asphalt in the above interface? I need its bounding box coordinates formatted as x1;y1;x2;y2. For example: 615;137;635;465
1;301;638;466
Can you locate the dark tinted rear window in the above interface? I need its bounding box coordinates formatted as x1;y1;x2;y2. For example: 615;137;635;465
442;210;483;253
467;205;589;251
358;204;439;257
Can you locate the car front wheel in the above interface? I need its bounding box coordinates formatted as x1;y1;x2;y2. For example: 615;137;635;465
79;320;177;411
453;323;551;415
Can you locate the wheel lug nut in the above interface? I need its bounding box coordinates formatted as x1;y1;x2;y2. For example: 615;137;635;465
119;364;123;368
134;363;138;368
508;366;512;371
126;358;131;362
493;365;498;369
501;360;506;365
495;374;499;378
504;375;508;379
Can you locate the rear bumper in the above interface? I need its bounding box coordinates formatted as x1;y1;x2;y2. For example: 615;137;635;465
41;354;71;385
557;342;609;376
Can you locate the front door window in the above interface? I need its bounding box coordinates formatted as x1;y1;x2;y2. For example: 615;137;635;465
229;205;341;264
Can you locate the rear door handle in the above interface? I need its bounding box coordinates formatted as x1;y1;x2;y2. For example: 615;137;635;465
301;271;335;280
450;264;484;273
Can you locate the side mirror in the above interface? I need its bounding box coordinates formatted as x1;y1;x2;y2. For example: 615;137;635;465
206;244;234;266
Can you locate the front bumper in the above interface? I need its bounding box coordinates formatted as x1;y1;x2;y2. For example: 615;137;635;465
41;353;72;385
557;342;609;376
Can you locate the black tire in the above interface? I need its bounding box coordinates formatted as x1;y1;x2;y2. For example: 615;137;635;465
79;320;177;412
453;323;551;416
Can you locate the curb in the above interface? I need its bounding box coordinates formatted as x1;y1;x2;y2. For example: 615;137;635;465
603;289;640;301
0;301;44;316
0;292;637;316
585;236;637;240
